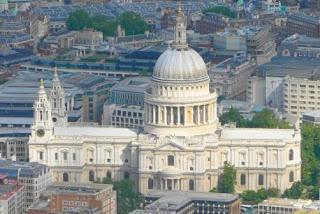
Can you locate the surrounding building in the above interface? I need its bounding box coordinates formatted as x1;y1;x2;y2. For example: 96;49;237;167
102;76;150;128
302;111;320;125
131;191;240;214
261;0;282;13
27;182;116;214
286;13;320;38
241;25;276;65
0;173;24;214
80;75;116;123
279;34;320;58
209;54;257;100
284;75;320;118
29;9;301;194
0;159;52;211
258;198;320;214
247;57;320;111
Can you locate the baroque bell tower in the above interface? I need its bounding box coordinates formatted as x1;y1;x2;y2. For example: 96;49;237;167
30;79;53;142
50;67;67;126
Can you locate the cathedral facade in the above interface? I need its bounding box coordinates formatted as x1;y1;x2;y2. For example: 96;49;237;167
29;9;301;194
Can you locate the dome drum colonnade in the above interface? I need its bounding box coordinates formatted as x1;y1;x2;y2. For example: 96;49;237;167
144;7;218;136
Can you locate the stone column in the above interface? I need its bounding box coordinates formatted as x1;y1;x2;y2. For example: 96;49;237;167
158;106;161;124
197;106;200;124
153;105;156;124
184;107;187;126
170;107;174;125
177;107;180;125
164;106;167;125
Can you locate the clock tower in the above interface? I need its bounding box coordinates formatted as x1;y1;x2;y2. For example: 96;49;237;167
30;79;53;143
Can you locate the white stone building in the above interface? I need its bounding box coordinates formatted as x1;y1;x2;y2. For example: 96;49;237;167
29;9;301;194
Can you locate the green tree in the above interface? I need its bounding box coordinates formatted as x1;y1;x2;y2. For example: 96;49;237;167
282;182;304;199
89;15;117;37
217;162;236;193
241;190;261;204
250;109;290;129
203;6;237;18
118;12;148;35
241;188;280;204
100;178;143;214
67;9;91;30
220;108;246;127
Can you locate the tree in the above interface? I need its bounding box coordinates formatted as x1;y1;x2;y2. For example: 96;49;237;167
220;108;246;127
282;182;304;199
100;178;143;214
241;188;280;204
67;9;91;31
217;162;236;193
118;12;148;35
249;109;290;129
66;10;148;38
203;6;237;18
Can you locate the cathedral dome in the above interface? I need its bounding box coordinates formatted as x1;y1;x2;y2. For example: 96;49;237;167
152;47;209;83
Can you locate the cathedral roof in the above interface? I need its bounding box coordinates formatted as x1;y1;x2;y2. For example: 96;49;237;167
54;126;137;138
220;128;296;141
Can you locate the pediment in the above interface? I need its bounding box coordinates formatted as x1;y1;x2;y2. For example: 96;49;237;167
156;140;185;151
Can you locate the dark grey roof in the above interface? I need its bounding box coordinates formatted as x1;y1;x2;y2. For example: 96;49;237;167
0;159;49;178
256;56;320;79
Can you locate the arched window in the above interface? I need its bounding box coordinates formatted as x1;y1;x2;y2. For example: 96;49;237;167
148;178;153;190
289;149;294;161
189;179;195;191
289;171;294;182
258;174;264;185
63;173;69;182
240;174;246;185
89;170;94;182
107;171;112;179
124;171;130;179
168;155;174;166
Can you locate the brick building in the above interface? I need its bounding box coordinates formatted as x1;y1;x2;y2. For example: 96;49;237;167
27;183;117;214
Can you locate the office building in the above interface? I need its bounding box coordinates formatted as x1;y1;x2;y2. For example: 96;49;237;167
102;76;150;129
0;159;52;210
287;13;320;38
0;174;24;214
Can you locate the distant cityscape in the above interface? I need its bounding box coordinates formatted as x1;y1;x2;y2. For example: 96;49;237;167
1;0;320;213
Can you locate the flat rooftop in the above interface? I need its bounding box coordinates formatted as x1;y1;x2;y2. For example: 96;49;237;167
259;198;312;208
43;182;113;196
111;76;151;94
257;56;320;79
145;191;239;211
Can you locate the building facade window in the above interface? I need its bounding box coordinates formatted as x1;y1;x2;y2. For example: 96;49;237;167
168;155;174;166
107;171;112;179
55;153;58;160
258;174;264;185
73;153;76;161
148;178;153;190
63;152;68;161
63;173;69;182
289;149;294;161
39;152;43;160
124;172;130;179
189;179;195;191
240;174;246;185
89;170;94;182
289;171;294;182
